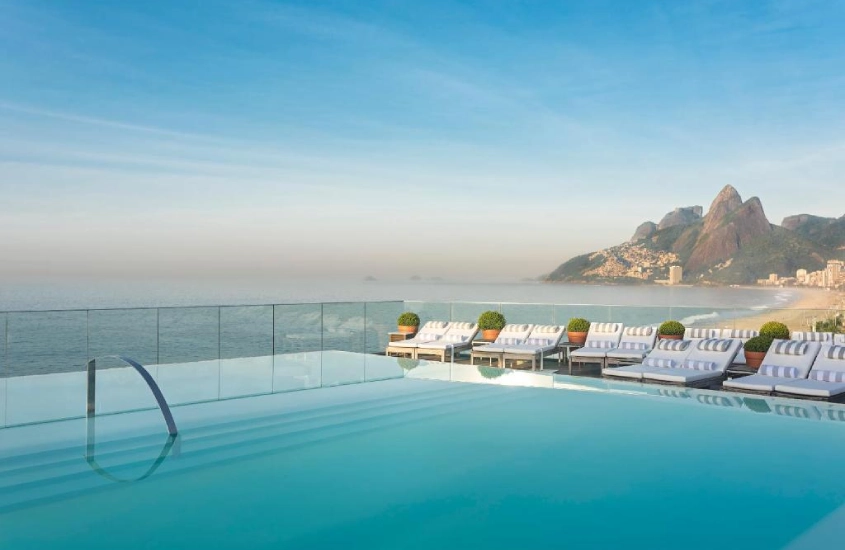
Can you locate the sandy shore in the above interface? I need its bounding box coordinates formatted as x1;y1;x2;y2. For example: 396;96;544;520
732;288;844;332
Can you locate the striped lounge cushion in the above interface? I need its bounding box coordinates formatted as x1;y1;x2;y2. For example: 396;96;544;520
496;337;523;345
502;324;530;332
825;345;845;360
643;357;677;368
759;364;800;378
415;332;441;341
726;329;758;339
585;340;615;349
682;360;719;371
618;342;648;350
533;325;560;333
423;321;449;329
793;332;831;342
772;341;809;356
592;322;620;333
697;338;731;352
624;326;653;336
525;338;554;346
656;339;690;352
810;370;845;383
441;334;468;343
450;322;475;330
687;328;716;338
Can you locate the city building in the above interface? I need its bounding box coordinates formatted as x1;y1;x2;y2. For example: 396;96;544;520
668;266;683;285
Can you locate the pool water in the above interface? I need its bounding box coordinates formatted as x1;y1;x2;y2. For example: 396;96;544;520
2;356;845;549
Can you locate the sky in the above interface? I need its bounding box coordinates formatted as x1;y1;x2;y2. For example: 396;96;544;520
1;0;845;282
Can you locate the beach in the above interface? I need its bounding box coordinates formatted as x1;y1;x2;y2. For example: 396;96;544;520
732;287;844;332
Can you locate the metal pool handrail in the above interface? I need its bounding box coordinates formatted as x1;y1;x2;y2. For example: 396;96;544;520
86;355;178;436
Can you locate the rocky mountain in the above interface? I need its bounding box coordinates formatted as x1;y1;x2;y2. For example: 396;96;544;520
548;185;837;285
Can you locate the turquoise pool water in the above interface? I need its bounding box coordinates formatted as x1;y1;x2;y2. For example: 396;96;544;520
2;354;845;549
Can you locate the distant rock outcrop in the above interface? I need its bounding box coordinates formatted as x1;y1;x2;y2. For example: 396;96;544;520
630;221;657;242
657;206;703;231
546;185;837;285
685;188;772;273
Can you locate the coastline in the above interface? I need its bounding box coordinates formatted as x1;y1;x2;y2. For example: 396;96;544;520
732;288;844;331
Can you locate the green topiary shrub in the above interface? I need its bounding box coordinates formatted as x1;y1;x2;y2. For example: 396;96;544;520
743;335;774;353
478;311;506;331
658;320;685;336
759;321;789;340
397;312;420;327
816;315;843;333
567;318;590;332
398;357;420;370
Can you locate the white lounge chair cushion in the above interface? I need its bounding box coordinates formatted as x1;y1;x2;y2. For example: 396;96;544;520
474;344;507;353
532;325;560;333
723;374;790;392
439;333;469;343
697;339;731;353
772;341;809;356
525;337;555;346
624;326;654;336
823;345;845;360
774;378;845;398
606;349;650;361
503;343;556;354
601;364;663;380
759;365;800;378
643;357;678;368
571;347;611;359
417;340;470;351
618;342;648;350
592;322;621;333
686;328;719;339
723;329;759;339
656;340;690;352
496;337;523;345
682;360;719;371
644;368;722;384
809;369;845;383
792;332;832;342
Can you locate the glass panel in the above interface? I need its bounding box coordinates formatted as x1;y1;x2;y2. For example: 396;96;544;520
321;350;366;387
156;360;220;406
404;301;451;326
88;308;158;367
322;302;366;353
0;312;6;378
220;356;273;399
272;351;321;393
220;306;273;359
274;303;322;354
501;303;555;326
608;306;670;328
451;302;498;325
157;307;219;364
668;306;729;331
6;310;87;376
364;301;404;354
554;305;612;328
364;354;405;382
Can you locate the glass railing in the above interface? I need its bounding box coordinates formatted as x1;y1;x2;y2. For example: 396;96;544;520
0;300;841;381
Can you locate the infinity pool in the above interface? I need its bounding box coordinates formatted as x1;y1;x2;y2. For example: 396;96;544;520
2;353;844;549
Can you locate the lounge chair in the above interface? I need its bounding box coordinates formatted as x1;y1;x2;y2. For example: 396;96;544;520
791;331;833;345
605;326;658;366
684;328;720;341
641;338;742;387
416;322;479;362
835;334;845;346
570;322;624;369
721;329;760;365
385;321;450;358
774;344;845;400
470;324;534;366
722;340;822;394
602;339;693;381
501;325;566;370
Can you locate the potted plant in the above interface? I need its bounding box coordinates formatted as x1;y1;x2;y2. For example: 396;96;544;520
759;321;790;340
658;320;685;340
478;311;506;341
567;318;590;345
478;365;507;379
397;312;420;334
743;335;774;369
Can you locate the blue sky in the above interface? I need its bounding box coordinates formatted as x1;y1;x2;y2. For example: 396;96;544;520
1;0;844;280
